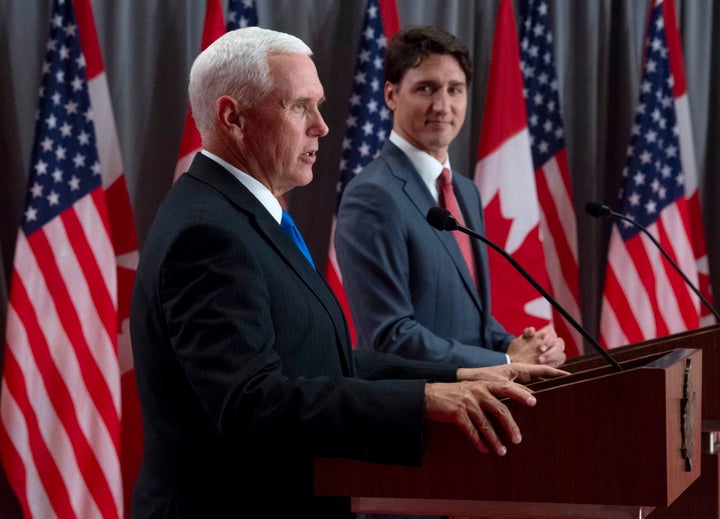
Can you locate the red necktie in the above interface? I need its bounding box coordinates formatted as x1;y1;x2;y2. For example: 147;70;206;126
437;168;478;287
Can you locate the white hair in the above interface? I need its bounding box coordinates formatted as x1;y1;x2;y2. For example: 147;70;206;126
188;27;312;134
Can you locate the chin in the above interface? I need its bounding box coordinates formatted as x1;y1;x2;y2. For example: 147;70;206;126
293;171;314;188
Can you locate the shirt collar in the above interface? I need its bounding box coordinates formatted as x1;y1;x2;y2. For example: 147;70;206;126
389;131;451;202
200;150;283;223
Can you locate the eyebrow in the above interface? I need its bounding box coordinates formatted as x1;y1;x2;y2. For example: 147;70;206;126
413;78;466;86
447;80;467;88
293;95;326;106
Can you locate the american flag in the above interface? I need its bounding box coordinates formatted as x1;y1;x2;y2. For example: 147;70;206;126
0;0;125;516
226;0;258;30
474;0;552;336
173;0;227;181
325;0;399;346
600;0;705;348
519;0;582;357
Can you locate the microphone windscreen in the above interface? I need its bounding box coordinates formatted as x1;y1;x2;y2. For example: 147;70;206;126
585;201;612;218
426;207;456;231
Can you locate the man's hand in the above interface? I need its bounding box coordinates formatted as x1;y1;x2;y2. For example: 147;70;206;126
423;379;538;456
456;362;569;384
507;325;566;367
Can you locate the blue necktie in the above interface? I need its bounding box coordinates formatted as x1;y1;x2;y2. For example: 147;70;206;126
280;210;315;268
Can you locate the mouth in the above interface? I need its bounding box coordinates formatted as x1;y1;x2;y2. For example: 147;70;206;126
300;149;318;163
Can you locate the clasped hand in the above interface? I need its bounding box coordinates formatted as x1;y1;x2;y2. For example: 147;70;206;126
507;324;566;367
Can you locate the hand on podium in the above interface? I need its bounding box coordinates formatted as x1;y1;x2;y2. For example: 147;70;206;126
424;363;568;456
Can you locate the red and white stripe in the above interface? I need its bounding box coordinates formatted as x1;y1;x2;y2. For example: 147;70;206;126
600;202;699;348
535;148;582;356
1;194;122;518
663;0;715;326
79;0;142;511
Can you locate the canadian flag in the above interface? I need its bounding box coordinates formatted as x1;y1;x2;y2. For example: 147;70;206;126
474;0;552;335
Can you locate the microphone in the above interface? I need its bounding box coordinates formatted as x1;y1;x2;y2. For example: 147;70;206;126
426;206;623;372
585;201;720;322
584;201;612;218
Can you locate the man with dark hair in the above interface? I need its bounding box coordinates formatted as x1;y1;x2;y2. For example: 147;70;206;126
336;26;566;368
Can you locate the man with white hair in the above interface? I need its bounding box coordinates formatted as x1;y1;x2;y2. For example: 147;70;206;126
130;27;566;518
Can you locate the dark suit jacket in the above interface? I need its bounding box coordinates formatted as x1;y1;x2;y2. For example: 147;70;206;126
130;153;458;518
335;141;514;367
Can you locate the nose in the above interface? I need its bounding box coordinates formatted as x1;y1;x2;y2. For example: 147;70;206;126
431;90;451;113
309;110;329;138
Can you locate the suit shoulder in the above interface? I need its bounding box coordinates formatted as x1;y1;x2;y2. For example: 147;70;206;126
453;171;478;189
454;173;483;202
344;155;402;194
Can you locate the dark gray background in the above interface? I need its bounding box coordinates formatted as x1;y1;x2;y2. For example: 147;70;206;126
0;0;719;513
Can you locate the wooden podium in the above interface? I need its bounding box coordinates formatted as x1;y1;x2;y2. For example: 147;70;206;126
314;345;703;518
563;324;720;518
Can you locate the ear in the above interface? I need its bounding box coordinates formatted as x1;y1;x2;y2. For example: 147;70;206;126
384;81;397;112
215;95;244;138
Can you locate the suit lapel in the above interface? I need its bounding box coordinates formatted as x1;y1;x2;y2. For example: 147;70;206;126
187;154;353;374
382;143;482;312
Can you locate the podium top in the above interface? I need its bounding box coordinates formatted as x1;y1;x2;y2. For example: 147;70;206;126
563;324;720;427
315;348;702;508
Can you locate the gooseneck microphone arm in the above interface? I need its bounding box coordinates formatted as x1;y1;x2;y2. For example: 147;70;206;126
585;201;720;322
427;207;623;372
